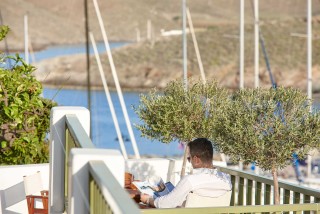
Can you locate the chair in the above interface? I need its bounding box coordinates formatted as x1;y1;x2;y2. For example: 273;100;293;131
23;171;48;214
184;190;231;208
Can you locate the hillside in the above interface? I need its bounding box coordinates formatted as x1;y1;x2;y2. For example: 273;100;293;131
34;20;320;93
1;0;320;91
1;0;319;50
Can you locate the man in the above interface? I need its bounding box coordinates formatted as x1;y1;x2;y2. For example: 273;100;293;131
140;138;232;208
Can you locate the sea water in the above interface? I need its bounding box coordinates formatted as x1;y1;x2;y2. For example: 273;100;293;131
10;41;184;157
43;88;185;157
18;41;320;158
11;41;128;63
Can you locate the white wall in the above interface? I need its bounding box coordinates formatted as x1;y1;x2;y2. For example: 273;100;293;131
126;158;175;183
0;164;49;214
125;158;227;186
49;106;90;214
68;149;125;214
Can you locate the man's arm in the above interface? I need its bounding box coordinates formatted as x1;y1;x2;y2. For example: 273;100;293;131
140;176;192;208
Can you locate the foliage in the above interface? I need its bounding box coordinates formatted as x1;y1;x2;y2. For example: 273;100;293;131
0;26;9;42
214;86;320;203
134;79;229;144
135;78;320;203
214;86;320;170
0;25;56;165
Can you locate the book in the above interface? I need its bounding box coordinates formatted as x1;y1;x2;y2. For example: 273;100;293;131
155;182;175;197
132;180;175;198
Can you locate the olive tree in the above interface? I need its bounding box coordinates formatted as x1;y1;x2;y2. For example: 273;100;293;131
0;26;56;165
134;79;229;175
214;86;320;204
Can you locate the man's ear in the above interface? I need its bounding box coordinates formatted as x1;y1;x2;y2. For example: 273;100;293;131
194;156;202;166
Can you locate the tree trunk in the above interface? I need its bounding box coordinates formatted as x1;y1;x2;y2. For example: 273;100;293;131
272;167;280;205
180;143;189;177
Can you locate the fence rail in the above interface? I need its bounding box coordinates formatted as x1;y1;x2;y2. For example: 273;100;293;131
142;203;320;214
89;161;140;214
218;166;320;206
65;114;95;211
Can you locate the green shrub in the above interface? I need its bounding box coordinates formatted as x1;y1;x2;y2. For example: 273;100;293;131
0;25;56;165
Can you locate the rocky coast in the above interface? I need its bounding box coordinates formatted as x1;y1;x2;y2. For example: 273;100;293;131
1;0;320;92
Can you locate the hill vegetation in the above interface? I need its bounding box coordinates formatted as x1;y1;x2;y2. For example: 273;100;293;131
1;0;320;91
35;19;320;93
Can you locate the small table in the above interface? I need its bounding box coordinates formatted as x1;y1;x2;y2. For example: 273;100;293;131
127;188;140;203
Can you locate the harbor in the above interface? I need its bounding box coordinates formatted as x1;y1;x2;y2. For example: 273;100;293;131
1;0;320;213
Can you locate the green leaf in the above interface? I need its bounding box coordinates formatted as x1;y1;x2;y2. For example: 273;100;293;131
3;107;11;118
1;141;7;148
0;26;9;41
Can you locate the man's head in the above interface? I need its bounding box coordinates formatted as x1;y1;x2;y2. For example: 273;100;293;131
187;138;213;168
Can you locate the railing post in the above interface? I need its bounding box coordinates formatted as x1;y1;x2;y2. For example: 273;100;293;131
247;179;253;205
294;192;301;204
264;184;271;205
256;181;262;205
284;189;290;204
49;107;90;213
230;175;236;206
239;177;245;205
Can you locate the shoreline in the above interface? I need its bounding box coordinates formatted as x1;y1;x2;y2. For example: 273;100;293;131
41;83;320;102
42;83;155;93
5;39;135;54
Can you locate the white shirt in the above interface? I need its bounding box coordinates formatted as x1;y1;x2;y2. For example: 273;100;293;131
154;168;232;208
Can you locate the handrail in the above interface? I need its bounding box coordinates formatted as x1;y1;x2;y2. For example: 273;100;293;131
65;114;95;149
64;114;95;211
89;161;140;214
218;166;320;197
141;203;320;214
218;166;320;206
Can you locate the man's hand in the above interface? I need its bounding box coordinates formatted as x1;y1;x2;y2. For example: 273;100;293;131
140;193;150;204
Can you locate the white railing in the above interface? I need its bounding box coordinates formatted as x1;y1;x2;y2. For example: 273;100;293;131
49;106;138;214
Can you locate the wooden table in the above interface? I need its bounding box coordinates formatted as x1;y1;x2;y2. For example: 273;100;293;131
126;188;140;203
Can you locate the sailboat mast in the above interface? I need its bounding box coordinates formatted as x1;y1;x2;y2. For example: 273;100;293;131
0;10;11;68
307;0;312;178
307;0;312;104
254;0;259;88
186;8;206;84
24;14;29;64
84;0;91;130
92;0;140;158
239;0;244;89
90;32;128;159
250;0;276;88
182;0;188;91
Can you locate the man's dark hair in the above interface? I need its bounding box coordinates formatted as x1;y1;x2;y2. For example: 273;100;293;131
188;138;213;163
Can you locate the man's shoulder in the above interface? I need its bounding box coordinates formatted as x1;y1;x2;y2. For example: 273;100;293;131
215;170;231;180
